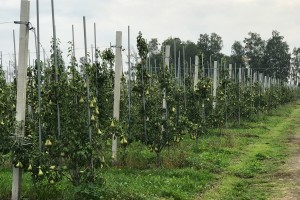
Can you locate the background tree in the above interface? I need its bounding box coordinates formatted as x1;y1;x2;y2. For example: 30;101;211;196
197;33;223;66
148;38;162;73
262;31;291;80
243;32;265;72
162;37;183;71
290;47;300;84
184;40;199;69
148;38;159;55
231;41;245;67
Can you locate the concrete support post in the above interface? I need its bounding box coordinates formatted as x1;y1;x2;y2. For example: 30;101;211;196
213;61;218;109
229;64;232;79
162;45;170;133
12;1;30;199
112;31;122;163
194;55;199;90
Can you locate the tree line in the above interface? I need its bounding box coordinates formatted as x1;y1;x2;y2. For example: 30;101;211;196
147;30;300;82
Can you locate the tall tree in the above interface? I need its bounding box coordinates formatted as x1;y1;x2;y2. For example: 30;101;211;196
148;38;162;72
243;32;265;72
290;47;300;84
231;41;245;67
210;33;223;54
262;30;291;80
148;38;159;55
197;33;223;66
162;37;183;77
184;40;199;65
162;37;182;65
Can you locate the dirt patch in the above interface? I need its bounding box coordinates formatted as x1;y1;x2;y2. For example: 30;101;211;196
276;134;300;200
239;133;260;138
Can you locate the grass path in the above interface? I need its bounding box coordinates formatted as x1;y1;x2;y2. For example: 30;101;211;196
276;132;300;200
274;102;300;200
199;101;300;200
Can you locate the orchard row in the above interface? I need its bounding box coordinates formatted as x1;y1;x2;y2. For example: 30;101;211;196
0;33;299;188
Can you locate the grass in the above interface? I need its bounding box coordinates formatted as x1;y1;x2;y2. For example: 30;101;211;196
200;102;300;200
0;169;74;200
1;101;300;199
101;168;214;200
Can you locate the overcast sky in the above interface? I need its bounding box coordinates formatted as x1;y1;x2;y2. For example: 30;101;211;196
1;0;300;74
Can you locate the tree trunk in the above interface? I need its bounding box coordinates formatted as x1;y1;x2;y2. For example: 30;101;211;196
156;152;162;167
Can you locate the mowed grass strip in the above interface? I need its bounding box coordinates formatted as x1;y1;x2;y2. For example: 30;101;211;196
200;101;300;200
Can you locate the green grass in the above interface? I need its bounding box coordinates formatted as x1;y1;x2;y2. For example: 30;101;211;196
1;101;300;199
201;102;300;200
0;168;74;200
100;168;214;200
